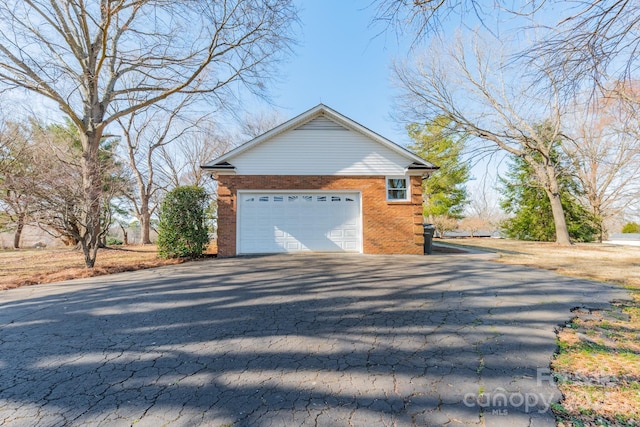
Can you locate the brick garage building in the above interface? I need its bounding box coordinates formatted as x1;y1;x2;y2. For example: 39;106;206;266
202;104;437;257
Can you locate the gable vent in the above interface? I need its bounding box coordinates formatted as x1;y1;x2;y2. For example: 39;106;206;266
295;116;348;131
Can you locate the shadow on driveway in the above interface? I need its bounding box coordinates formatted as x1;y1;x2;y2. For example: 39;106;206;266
0;254;629;426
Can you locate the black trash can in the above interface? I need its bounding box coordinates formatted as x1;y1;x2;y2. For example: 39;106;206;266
423;224;436;255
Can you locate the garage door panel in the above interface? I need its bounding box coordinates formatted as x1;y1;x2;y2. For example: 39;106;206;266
285;241;302;251
344;241;358;251
238;192;362;254
329;229;344;238
344;229;358;237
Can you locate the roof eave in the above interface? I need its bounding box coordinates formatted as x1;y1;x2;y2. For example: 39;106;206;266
405;161;440;175
201;161;237;176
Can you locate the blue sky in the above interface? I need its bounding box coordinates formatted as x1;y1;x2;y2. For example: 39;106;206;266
268;0;556;147
268;0;504;208
271;0;410;145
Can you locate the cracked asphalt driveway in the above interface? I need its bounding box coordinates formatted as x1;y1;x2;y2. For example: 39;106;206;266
0;253;629;426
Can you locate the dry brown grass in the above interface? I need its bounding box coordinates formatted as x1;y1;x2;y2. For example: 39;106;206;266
556;384;640;426
552;304;640;426
443;238;640;426
442;238;640;289
0;245;185;290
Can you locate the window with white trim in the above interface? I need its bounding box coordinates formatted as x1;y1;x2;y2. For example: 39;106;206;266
386;177;409;201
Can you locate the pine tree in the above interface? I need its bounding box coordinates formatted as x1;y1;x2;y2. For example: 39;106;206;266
407;117;470;222
499;147;598;242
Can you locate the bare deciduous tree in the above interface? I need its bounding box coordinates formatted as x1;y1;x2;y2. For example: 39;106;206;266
157;123;231;241
395;34;574;244
532;1;640;92
116;98;201;245
29;120;128;248
565;91;640;240
0;0;297;267
0;121;33;248
466;173;503;222
458;216;490;238
374;0;639;92
0;117;127;248
239;109;285;140
431;214;458;239
372;0;541;42
159;123;231;191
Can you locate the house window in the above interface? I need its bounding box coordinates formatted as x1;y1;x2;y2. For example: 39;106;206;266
386;177;409;201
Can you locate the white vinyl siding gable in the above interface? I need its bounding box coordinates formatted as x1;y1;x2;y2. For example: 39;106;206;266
295;116;346;131
229;117;411;176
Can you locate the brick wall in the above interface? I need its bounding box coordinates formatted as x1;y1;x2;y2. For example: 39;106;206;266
216;175;424;256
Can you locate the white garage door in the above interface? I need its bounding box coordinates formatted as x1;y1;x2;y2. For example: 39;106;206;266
237;192;362;254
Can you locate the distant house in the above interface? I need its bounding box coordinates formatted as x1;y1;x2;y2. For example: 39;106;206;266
202;104;437;256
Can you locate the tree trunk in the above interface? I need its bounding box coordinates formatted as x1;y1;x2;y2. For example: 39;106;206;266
140;200;152;244
533;161;572;246
545;187;572;245
13;213;25;249
544;165;572;246
80;134;103;268
119;223;129;245
593;206;604;243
